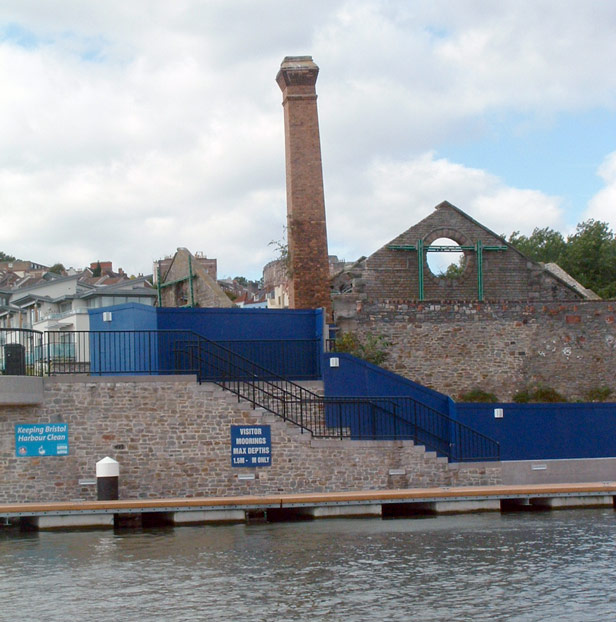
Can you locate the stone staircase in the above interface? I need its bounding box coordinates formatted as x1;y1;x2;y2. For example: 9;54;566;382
197;380;350;438
193;381;484;490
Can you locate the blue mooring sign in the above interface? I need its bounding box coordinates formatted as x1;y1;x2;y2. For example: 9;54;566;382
15;423;69;457
231;425;271;467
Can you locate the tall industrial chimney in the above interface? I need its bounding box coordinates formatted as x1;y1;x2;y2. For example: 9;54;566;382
276;56;332;318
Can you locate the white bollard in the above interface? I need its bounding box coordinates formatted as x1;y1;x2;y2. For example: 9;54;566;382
96;456;119;501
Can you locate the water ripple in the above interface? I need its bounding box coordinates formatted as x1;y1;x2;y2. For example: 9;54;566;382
1;509;616;621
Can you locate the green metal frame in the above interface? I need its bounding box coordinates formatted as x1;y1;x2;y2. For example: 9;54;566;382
156;265;163;307
156;256;197;308
188;254;195;307
388;240;507;301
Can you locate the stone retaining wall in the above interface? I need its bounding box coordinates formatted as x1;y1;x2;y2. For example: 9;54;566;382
0;376;500;503
336;300;616;401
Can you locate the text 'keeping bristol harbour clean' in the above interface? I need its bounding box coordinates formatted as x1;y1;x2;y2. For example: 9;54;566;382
15;423;69;457
16;424;66;442
230;425;271;467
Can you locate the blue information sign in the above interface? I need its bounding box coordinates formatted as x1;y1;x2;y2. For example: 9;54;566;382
15;423;69;457
231;425;271;467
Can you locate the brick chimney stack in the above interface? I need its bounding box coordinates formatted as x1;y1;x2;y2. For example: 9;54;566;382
276;56;331;318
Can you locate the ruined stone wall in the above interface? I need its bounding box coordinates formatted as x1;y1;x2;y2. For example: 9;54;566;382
160;249;234;308
0;377;499;503
340;202;583;302
263;259;288;289
334;299;616;401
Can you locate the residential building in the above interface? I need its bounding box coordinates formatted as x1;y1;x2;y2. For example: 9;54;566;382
3;272;155;331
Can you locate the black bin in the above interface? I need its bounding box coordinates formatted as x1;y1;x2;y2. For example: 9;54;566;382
4;343;26;375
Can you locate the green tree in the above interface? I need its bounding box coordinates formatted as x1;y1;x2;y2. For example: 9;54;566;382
508;220;616;299
269;227;291;277
48;263;66;275
443;255;465;278
0;251;17;262
508;227;566;264
92;261;102;277
560;220;616;299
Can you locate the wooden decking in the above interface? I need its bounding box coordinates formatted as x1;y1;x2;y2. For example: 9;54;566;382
2;482;616;519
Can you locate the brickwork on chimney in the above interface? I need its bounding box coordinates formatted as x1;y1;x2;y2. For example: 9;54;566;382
276;56;332;319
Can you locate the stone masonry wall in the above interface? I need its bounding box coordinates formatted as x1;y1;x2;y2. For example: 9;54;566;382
0;376;500;503
337;299;616;401
335;202;584;302
160;248;234;308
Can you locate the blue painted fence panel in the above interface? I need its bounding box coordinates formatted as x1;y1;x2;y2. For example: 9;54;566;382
323;352;450;413
455;402;616;460
88;304;323;379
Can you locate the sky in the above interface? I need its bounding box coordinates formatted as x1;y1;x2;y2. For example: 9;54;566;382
1;1;615;280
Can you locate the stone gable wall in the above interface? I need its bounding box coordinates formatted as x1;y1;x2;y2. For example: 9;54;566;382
0;377;500;504
336;299;616;401
160;249;234;308
344;204;581;302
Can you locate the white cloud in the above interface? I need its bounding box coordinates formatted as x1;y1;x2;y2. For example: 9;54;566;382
326;152;564;261
0;0;614;279
584;152;616;230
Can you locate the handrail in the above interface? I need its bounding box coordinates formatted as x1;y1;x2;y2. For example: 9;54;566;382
181;333;500;462
37;329;500;462
0;327;44;337
318;396;499;461
176;335;323;433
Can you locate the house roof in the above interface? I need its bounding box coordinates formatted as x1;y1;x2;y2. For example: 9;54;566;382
9;273;155;306
79;275;154;294
9;272;80;295
10;293;54;307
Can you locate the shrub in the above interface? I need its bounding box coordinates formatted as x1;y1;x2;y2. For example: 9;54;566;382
513;384;567;403
333;331;391;367
584;386;613;402
458;388;499;403
512;389;532;403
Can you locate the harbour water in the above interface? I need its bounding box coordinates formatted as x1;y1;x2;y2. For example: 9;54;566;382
2;508;616;621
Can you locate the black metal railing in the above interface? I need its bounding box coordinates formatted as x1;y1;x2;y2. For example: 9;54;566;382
179;333;500;462
175;333;327;432
2;328;499;462
46;330;196;376
44;330;322;380
0;328;44;376
321;397;500;462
